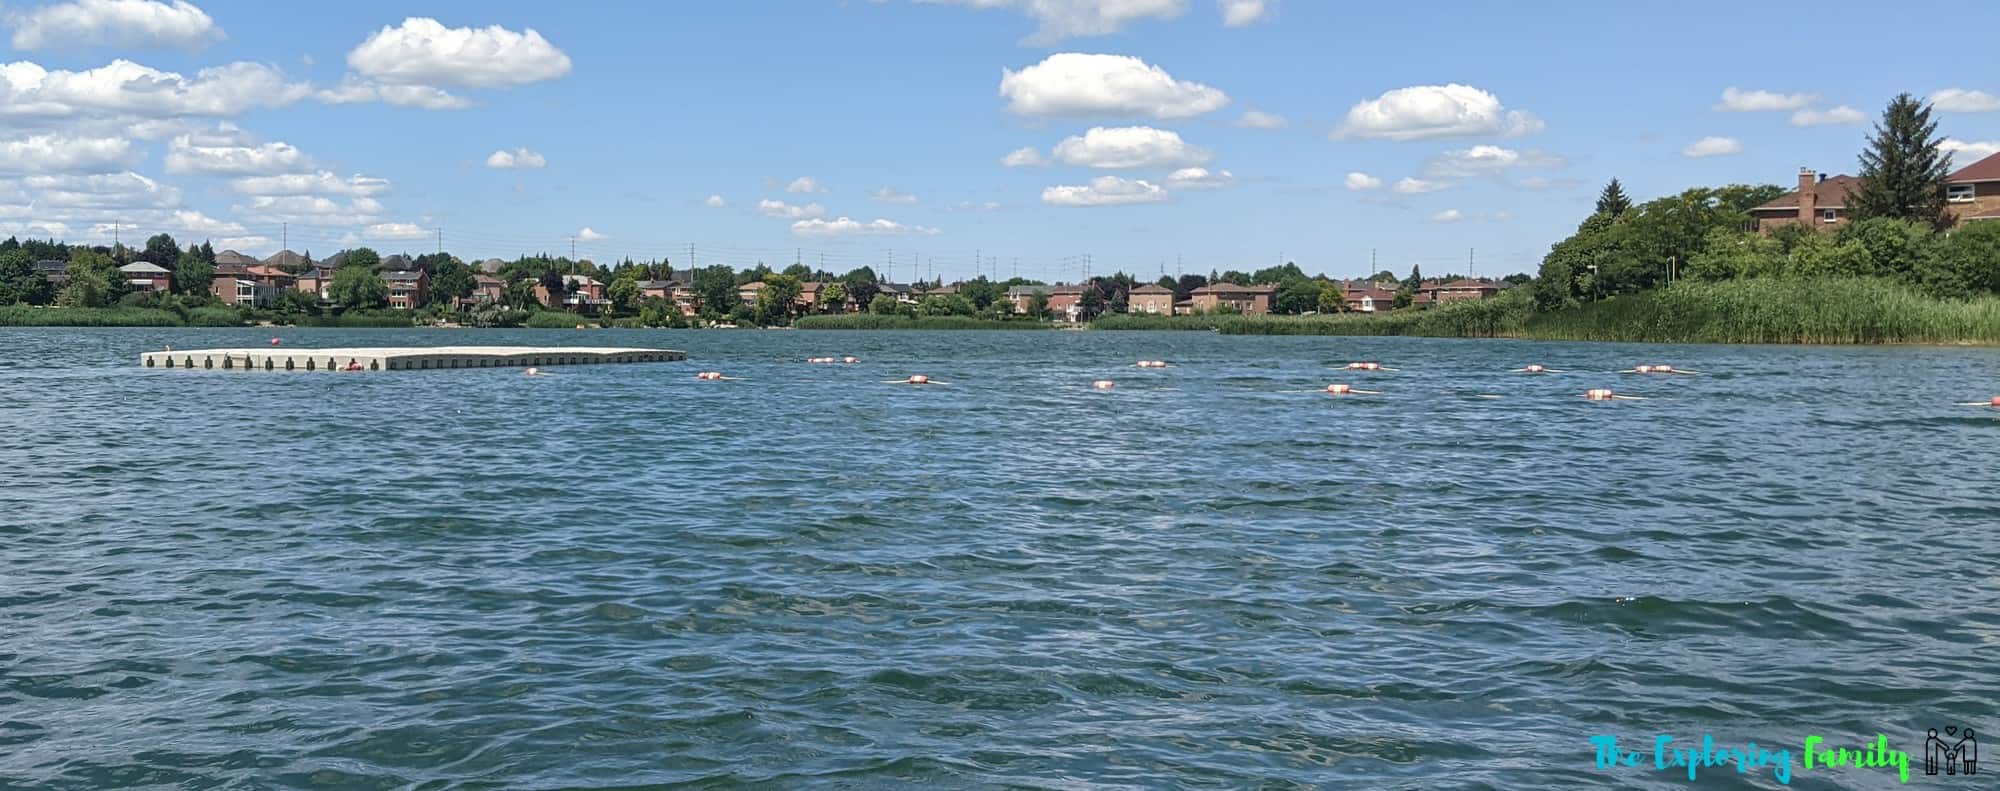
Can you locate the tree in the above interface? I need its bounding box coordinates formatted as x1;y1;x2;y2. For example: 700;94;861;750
343;247;382;271
172;250;212;296
756;273;803;322
693;264;738;316
1252;262;1306;284
428;257;476;308
1943;219;2000;294
606;272;641;316
1850;93;1954;229
868;293;898;315
1317;284;1346;314
57;248;121;307
330;265;389;309
0;249;32;304
1596;179;1632;216
819;282;847;313
1403;265;1423;292
141;233;179;267
1172;274;1207;301
198;241;215;265
1078;288;1104;320
1274;277;1322;314
1216;270;1251;286
842;266;881;308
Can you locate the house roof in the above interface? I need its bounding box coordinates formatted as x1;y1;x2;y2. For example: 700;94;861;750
34;259;66;272
298;267;335;279
561;274;598;286
213;262;251;276
213;250;259;266
262;249;305;267
245;265;292;279
1948;151;2000;184
384;270;425;282
1131;284;1173;294
1439;278;1499;290
1006;285;1049;296
738;281;765;291
119;262;170;274
477;258;506;273
474;274;506;286
1192;283;1276;295
1752;174;1862;212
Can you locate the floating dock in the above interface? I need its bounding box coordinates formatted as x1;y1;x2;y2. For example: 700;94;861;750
141;346;685;372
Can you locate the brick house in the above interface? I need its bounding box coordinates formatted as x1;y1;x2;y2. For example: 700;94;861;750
210;263;273;306
245;265;295;291
1047;284;1086;320
1948;151;2000;224
736;281;764;306
1129;283;1175;314
1749;168;1862;232
384;270;429;309
118;262;171;292
295;267;335;301
1188;283;1275;314
1437;278;1503;303
1343;283;1397;313
461;274;506;308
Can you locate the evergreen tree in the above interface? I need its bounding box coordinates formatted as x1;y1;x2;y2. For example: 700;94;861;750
1850;93;1954;229
1403;264;1423;291
1595;178;1632;216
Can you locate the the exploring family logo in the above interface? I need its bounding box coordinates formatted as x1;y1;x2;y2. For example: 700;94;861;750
1589;725;1980;784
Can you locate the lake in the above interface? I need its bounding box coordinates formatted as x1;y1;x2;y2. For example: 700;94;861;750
2;327;1996;788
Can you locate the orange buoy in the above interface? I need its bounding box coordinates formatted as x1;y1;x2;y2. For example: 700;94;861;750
345;361;365;372
269;338;281;346
1585;388;1615;401
1326;383;1353;395
1524;364;1544;373
1993;396;2000;408
1092;379;1115;390
909;374;930;385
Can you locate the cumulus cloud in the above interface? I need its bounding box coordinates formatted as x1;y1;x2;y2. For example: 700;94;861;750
1344;171;1382;191
227;171;390;197
1335;84;1542;141
871;186;918;203
1681;136;1742;158
346;17;571;89
362;221;427;240
1235;109;1286;129
1052;126;1212;169
1430;209;1463;223
785;176;826;194
315;77;470;110
1714;87;1815;112
1931;89;2000;113
163;133;309;175
1217;0;1266;26
1165;167;1233;190
1942;138;2000;159
999;53;1228;119
704;194;726;208
576;226;606;241
1421;145;1564;178
9;0;223;51
757;199;826;219
28;171;179;209
485;147;546;169
236;194;382;226
790;216;939;237
0;134;139;174
921;0;1186;43
1041;175;1168;206
0;59;312;120
1790;106;1865;127
1001;146;1046;167
166;208;243;234
1392;177;1447;194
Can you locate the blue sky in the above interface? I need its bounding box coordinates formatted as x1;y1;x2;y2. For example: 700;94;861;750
2;0;1997;282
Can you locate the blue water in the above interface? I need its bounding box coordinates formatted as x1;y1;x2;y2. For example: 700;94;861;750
2;327;1997;789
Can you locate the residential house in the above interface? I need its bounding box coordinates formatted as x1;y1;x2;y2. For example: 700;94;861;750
213;249;259;267
1749;168;1862;232
460;274;507;309
119;262;172;292
637;275;699;315
1006;284;1049;314
800;281;833;312
737;281;764;306
1343;283;1398;313
384;270;429;309
533;274;607;313
295;267;335;301
1948;151;2000;224
1411;279;1441;308
1437;278;1503;303
210;262;274;305
1047;284;1086;320
261;249;307;271
245;265;296;291
1188;282;1275;314
1129;283;1175;314
877;282;916;304
34;259;67;286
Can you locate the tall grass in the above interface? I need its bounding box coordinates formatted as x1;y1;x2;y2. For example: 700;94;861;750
1090;313;1232;331
292;311;417;328
1519;277;2000;344
795;314;1048;330
524;311;596;329
1220;289;1534;337
0;306;183;326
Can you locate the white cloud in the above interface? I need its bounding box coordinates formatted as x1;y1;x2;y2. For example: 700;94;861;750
1714;87;1815;112
484;147;546;169
1789;106;1865;127
1165;167;1233;190
871;186;918;203
236;194;382;226
168;209;243;235
346;17;571;89
0;59;311;120
785;176;826;194
1217;0;1265;26
1430;209;1463;223
1001;146;1046;167
1235;109;1286;129
1335;84;1542;141
921;0;1186;43
1422;144;1564;178
1052;125;1212;169
9;0;223;51
228;171;389;197
163;133;309;175
1041;175;1168;206
1931;88;2000;113
0;134;138;174
1942;139;2000;159
757;199;826;219
950;200;1001;211
1392;177;1447;194
790;216;939;237
1344;171;1382;191
576;226;607;241
704;194;726;208
361;221;426;240
999;52;1228;119
315;77;470;110
27;171;178;209
1681;136;1742;158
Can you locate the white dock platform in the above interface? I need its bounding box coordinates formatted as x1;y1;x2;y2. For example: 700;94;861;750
141;346;685;372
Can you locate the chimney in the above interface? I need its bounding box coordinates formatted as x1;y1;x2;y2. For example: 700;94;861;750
1798;167;1817;226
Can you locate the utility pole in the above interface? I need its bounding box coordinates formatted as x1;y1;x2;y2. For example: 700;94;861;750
689;242;696;268
281;222;286;252
1469;247;1475;278
436;228;443;255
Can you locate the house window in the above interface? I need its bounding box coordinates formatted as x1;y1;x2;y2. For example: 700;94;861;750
1947;184;1975;203
1821;209;1838;223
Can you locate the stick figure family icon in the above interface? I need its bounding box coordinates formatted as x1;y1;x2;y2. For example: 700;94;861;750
1926;726;1977;776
